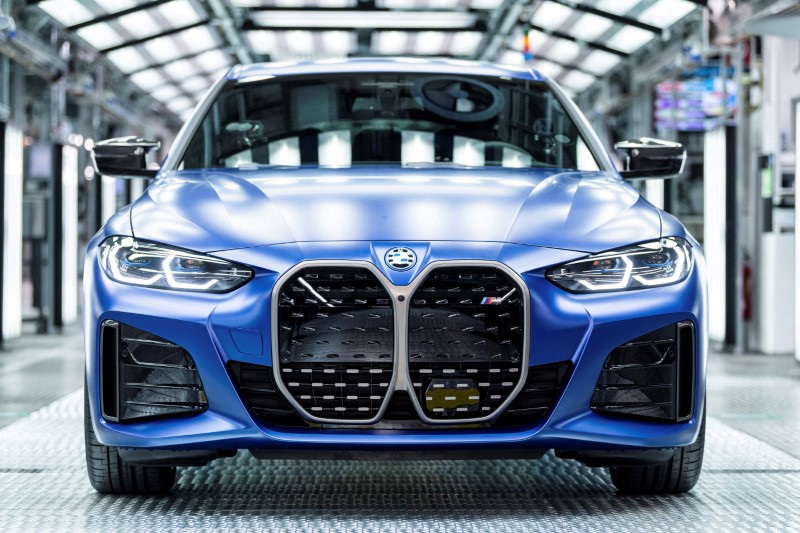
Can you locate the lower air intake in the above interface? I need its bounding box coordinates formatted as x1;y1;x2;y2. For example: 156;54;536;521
99;320;208;422
590;321;695;422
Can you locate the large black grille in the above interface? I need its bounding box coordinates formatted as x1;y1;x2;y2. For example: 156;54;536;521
591;321;695;422
100;321;208;422
407;266;526;421
275;266;394;421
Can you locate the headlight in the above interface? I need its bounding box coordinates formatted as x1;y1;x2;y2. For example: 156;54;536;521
546;237;692;293
99;236;253;292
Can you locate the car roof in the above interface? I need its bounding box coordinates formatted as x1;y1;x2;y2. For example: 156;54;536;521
228;57;546;83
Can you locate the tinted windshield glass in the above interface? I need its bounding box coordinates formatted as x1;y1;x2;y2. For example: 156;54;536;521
181;73;600;171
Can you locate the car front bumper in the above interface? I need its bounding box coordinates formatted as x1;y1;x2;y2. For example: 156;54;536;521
85;236;707;455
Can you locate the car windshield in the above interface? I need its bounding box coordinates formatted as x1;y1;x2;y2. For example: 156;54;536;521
180;72;600;171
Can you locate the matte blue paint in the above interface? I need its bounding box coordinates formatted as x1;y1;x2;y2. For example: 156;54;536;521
85;59;706;455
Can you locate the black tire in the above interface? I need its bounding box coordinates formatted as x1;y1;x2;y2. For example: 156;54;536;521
609;410;705;494
84;386;176;495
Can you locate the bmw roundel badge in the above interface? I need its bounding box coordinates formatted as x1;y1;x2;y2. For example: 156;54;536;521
385;247;417;271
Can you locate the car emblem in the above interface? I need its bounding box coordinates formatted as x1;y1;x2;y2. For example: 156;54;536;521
385;247;417;271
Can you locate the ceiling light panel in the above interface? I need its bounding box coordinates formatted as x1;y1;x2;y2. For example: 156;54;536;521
449;31;484;57
531;1;574;30
38;0;96;27
638;0;697;28
580;49;621;75
250;10;477;29
372;31;409;55
150;84;182;102
568;13;614;42
378;0;502;7
560;70;595;91
246;30;280;55
106;47;151;73
498;50;526;67
532;59;563;79
593;0;639;16
166;96;196;113
130;69;168;91
414;31;447;55
232;0;356;6
77;22;124;49
606;25;654;53
181;76;211;94
546;38;581;64
93;0;141;10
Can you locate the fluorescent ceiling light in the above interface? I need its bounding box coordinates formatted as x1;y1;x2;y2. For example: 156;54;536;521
372;31;409;55
532;59;563;79
568;13;614;42
130;69;168;91
143;26;217;62
319;31;356;55
284;30;315;54
94;0;139;10
498;50;526;67
560;70;595;91
638;0;696;29
546;38;581;63
150;84;182;102
580;49;620;75
181;76;211;94
38;0;95;27
606;25;654;53
167;96;196;112
415;31;447;55
157;0;204;27
116;11;160;40
251;10;477;29
532;1;574;30
469;0;503;8
77;22;124;49
106;47;151;73
194;49;231;71
593;0;639;16
246;30;280;55
163;59;197;79
449;32;484;57
232;0;356;6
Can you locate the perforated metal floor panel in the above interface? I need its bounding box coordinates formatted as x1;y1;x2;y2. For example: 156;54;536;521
1;333;800;532
0;390;799;532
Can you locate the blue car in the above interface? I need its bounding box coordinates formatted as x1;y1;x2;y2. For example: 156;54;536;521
85;58;706;495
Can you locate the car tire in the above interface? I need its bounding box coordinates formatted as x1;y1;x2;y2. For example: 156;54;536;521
608;409;705;495
84;386;176;495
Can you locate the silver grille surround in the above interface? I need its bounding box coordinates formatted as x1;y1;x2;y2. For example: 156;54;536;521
271;260;530;425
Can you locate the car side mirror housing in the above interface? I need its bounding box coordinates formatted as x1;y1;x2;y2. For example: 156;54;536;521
91;136;161;179
614;137;686;179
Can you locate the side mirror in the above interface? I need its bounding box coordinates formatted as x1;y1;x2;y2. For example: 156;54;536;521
91;136;160;179
614;137;686;179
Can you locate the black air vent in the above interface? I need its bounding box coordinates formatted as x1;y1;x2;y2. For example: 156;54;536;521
100;320;208;422
590;321;695;422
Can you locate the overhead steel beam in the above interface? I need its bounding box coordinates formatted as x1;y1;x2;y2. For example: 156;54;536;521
548;0;663;35
529;23;629;57
101;19;211;53
207;0;254;64
243;23;485;33
476;0;527;61
124;47;221;76
67;0;173;31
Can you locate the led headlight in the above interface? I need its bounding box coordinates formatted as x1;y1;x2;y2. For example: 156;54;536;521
546;237;692;293
99;236;253;292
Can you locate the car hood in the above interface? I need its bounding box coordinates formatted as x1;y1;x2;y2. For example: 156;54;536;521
130;167;661;254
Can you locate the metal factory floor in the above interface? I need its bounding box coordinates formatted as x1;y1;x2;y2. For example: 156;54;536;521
1;328;799;532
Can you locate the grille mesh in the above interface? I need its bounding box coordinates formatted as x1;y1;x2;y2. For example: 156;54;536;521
407;267;526;420
276;267;394;420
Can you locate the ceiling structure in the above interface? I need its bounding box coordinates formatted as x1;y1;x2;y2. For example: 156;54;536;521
32;0;701;121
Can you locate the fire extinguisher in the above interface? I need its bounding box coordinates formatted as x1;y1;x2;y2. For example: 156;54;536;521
742;259;752;321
